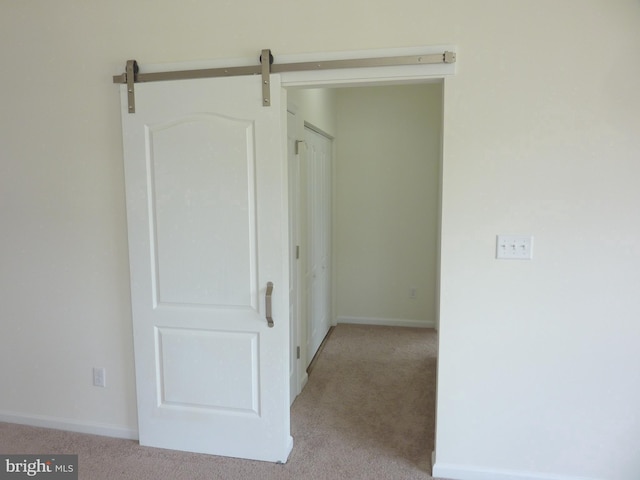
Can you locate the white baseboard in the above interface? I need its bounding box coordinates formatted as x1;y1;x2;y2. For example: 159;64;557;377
432;463;601;480
337;316;436;329
0;410;138;440
300;372;309;391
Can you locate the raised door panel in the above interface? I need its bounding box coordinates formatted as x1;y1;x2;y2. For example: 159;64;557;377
148;115;257;309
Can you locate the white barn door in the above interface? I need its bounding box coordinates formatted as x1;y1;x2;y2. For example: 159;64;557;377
119;75;292;462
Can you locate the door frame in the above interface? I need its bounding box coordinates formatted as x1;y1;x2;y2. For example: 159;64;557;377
281;46;452;403
286;105;304;404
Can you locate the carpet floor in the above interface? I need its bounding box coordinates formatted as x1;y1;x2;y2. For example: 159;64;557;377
0;324;441;479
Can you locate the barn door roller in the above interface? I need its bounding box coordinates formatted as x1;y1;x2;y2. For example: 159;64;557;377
113;49;456;113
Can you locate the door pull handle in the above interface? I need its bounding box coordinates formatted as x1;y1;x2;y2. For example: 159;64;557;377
265;282;274;328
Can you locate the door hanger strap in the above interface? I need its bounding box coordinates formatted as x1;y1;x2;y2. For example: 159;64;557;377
260;49;274;107
125;60;138;114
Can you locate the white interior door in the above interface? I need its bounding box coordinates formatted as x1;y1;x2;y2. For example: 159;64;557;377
304;126;332;364
119;74;292;462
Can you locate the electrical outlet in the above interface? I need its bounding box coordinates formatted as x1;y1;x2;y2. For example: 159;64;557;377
409;287;417;299
93;367;106;388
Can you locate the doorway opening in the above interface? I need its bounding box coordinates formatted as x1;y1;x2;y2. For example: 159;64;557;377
287;80;443;398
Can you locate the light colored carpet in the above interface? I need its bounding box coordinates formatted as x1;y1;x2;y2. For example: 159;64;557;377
0;324;440;479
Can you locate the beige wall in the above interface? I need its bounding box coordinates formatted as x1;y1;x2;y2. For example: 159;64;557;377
287;88;338;137
334;84;442;326
1;1;639;479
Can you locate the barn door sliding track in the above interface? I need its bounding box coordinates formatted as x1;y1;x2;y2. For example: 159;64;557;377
113;48;456;113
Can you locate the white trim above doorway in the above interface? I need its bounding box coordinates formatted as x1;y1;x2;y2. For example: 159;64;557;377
280;45;456;87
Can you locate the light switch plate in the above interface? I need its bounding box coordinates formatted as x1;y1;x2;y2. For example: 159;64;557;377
93;367;106;387
496;235;533;260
